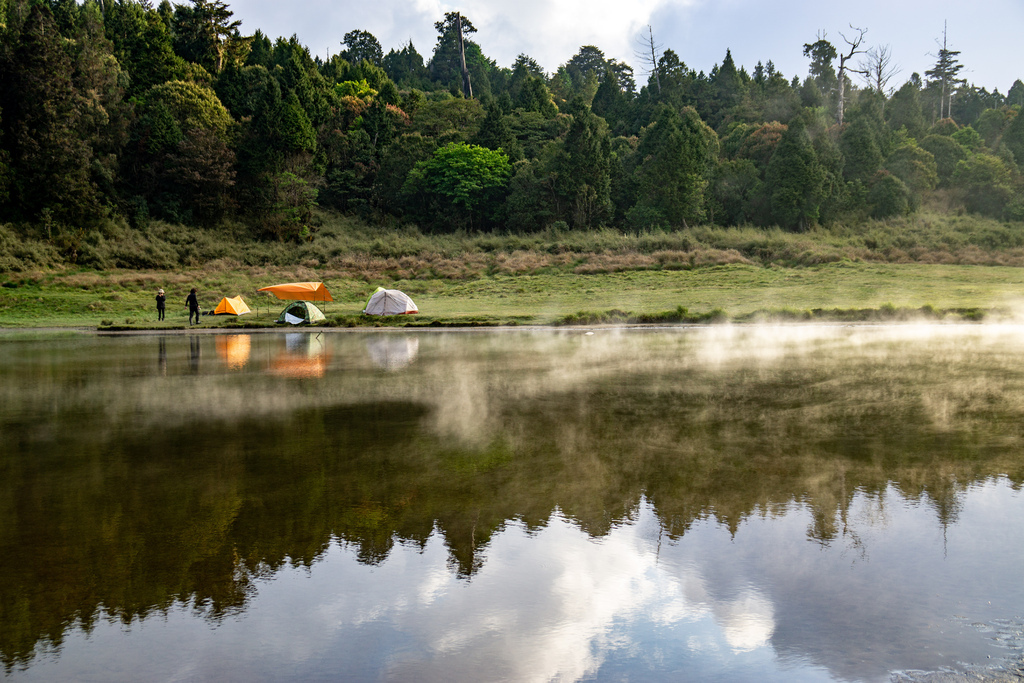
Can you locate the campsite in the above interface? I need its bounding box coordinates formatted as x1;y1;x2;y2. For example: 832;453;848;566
1;258;1020;330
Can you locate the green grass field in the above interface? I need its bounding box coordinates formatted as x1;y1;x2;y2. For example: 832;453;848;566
3;261;1024;329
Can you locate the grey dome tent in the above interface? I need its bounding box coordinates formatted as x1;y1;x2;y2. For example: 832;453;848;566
276;300;326;325
363;287;418;316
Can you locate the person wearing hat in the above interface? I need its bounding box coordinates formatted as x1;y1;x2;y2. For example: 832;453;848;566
156;288;166;321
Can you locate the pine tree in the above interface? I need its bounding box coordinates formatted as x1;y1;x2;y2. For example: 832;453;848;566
925;22;964;120
765;116;826;230
555;97;612;228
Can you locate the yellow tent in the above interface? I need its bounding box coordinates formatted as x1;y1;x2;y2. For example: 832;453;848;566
257;282;334;302
213;295;251;315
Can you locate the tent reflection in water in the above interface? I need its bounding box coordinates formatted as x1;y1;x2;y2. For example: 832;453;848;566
275;301;326;325
367;335;420;371
212;295;251;316
215;334;251;369
363;287;418;316
271;333;328;378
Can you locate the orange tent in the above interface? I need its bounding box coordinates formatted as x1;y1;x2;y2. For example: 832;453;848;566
213;295;251;315
257;282;333;302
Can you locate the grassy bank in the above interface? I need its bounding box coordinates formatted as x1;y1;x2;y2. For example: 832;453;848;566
2;261;1024;329
4;212;1024;329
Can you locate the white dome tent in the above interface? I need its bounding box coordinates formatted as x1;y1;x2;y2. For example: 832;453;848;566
363;288;418;316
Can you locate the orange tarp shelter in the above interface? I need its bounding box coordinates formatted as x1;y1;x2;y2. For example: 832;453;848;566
257;282;334;302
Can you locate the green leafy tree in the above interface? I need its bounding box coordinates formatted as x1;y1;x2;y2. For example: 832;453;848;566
126;80;235;223
885;80;927;138
340;29;383;66
884;143;938;209
765;115;826;230
868;170;909;218
919;134;967;185
245;29;272;67
973;107;1011;149
504;159;555;231
710;48;745;125
474;102;522;161
1002;108;1024;169
404;141;511;230
711;158;764;225
802;36;837;110
953;153;1014;217
736;121;787;171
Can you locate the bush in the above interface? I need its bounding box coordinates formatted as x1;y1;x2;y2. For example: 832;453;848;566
869;172;910;219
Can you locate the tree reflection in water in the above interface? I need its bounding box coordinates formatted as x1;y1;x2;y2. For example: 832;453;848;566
1;326;1024;679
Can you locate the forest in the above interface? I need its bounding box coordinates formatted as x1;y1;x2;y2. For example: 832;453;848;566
1;0;1023;265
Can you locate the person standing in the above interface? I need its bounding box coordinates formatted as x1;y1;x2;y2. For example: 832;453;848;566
156;288;166;321
186;287;200;325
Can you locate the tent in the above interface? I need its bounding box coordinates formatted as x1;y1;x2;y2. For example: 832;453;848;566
257;282;333;302
363;287;418;316
276;301;326;325
213;295;251;316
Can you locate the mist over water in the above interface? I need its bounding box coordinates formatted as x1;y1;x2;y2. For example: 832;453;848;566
2;326;1024;682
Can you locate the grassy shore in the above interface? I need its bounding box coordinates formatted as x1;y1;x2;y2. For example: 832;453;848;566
3;211;1024;329
1;261;1021;329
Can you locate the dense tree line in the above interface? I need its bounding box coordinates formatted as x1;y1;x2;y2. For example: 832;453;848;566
1;0;1023;254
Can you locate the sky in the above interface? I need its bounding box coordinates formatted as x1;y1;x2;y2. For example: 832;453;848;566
225;0;1024;94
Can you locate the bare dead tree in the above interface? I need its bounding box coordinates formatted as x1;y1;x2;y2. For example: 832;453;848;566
836;25;868;124
633;25;662;94
858;44;900;96
456;12;472;98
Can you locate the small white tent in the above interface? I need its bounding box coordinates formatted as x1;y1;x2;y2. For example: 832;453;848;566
363;288;418;316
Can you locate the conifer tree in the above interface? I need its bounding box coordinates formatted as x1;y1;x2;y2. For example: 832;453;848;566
925;22;964;120
765;116;825;230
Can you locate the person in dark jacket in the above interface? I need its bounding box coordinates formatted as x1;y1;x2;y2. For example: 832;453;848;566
156;288;166;321
186;287;200;325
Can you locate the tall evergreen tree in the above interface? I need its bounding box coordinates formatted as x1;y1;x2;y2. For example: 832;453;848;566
925;22;964;120
0;4;111;227
765;116;826;230
555;97;612;228
630;104;718;228
340;29;382;66
172;0;249;75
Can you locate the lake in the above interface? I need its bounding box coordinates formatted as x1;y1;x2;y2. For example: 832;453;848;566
1;325;1023;682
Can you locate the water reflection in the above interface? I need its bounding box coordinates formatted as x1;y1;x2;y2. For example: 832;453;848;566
157;336;167;376
366;335;420;371
270;332;328;378
2;326;1024;681
215;334;251;370
189;334;201;374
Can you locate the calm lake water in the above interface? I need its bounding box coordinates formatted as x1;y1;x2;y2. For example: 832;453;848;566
2;326;1024;682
